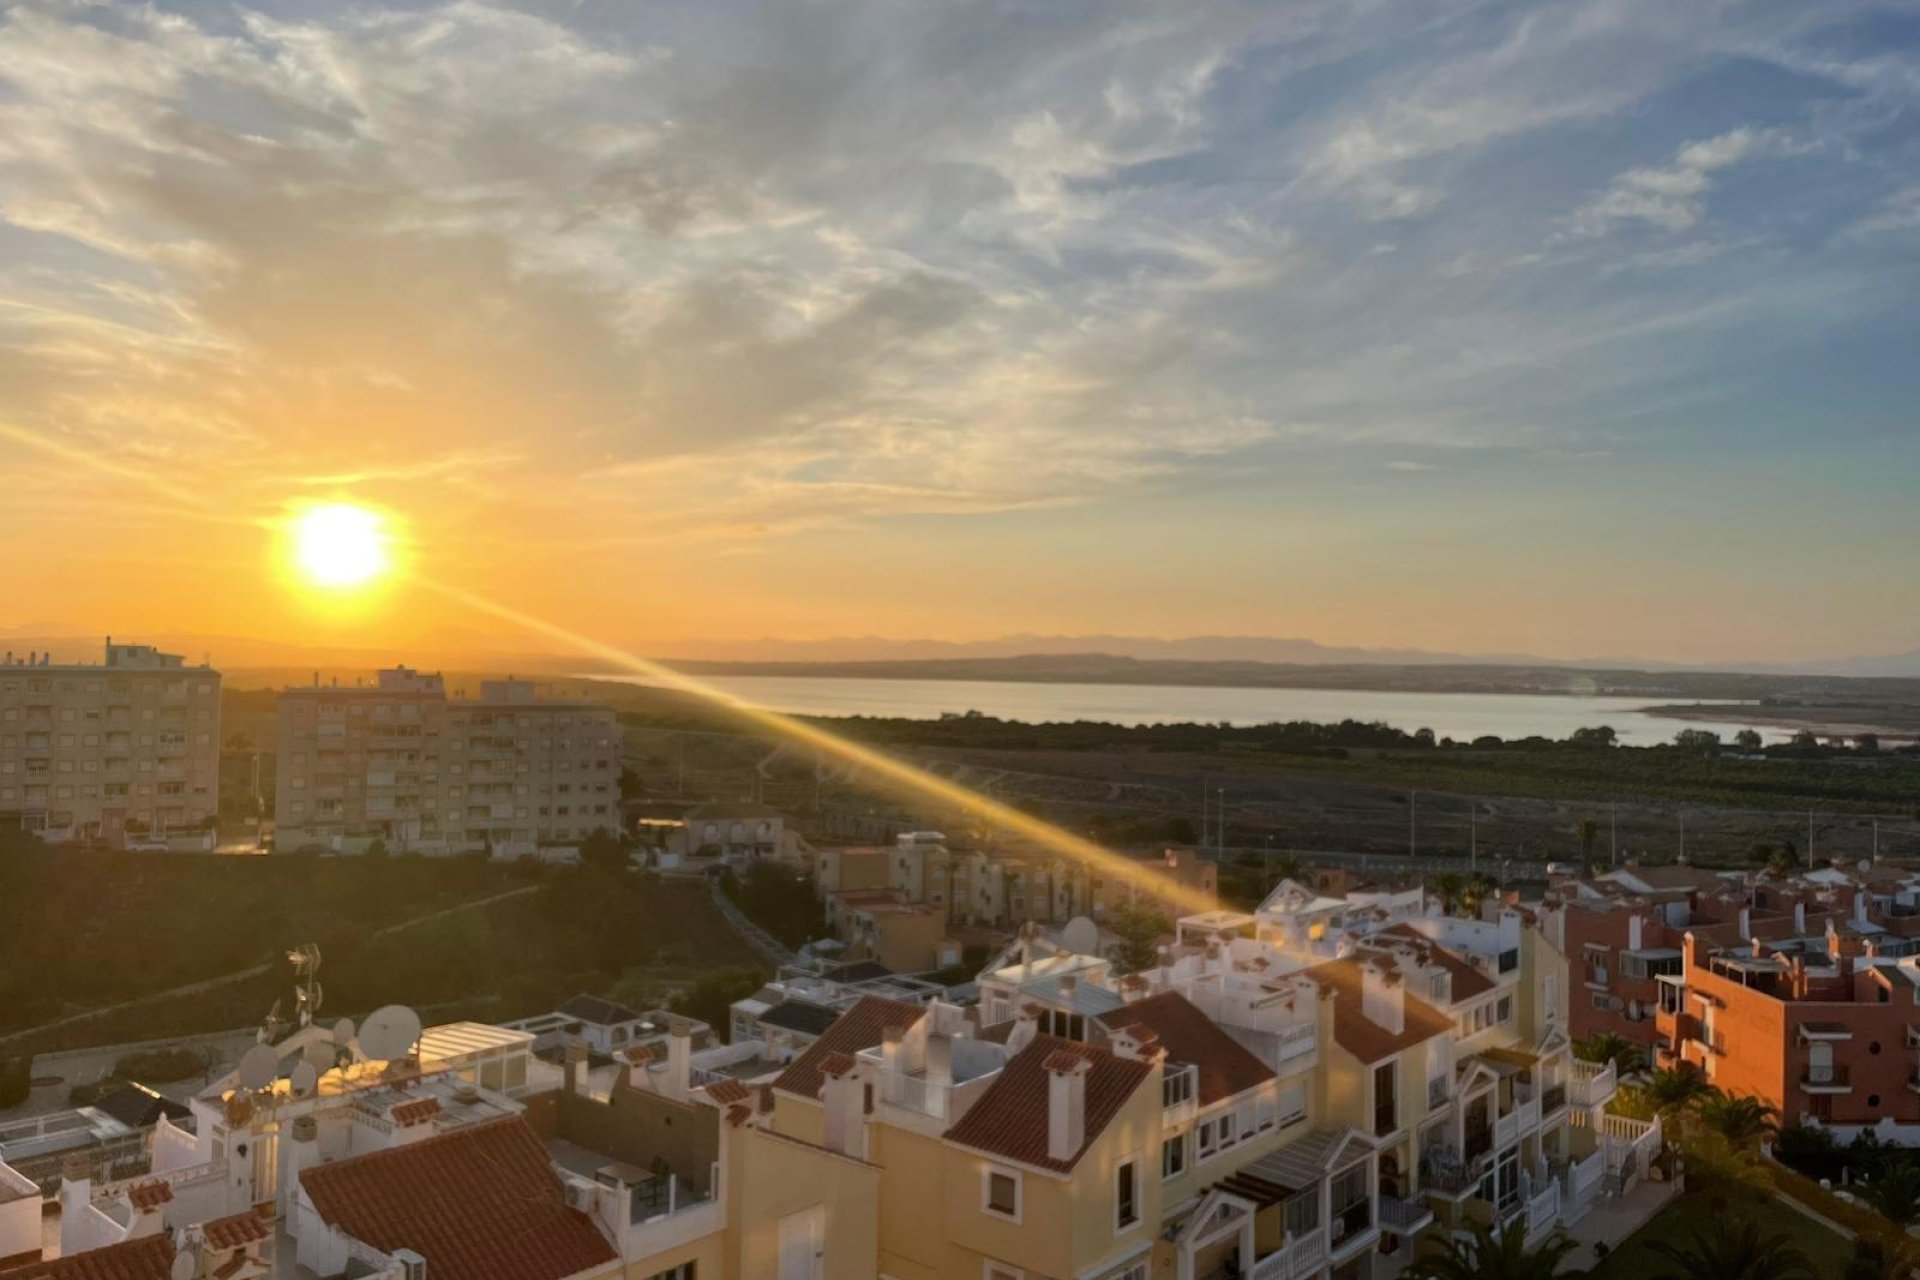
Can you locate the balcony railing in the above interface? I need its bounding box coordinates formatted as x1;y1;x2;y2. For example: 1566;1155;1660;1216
1802;1062;1852;1092
1568;1059;1617;1108
1379;1194;1434;1235
1542;1083;1568;1115
1249;1226;1327;1280
1428;1076;1450;1109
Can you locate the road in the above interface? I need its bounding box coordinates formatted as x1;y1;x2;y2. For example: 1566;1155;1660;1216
1211;845;1556;884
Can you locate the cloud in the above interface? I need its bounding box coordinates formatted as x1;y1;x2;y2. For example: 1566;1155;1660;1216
0;0;1912;567
1571;127;1786;235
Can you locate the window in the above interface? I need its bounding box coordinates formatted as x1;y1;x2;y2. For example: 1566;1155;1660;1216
1161;1133;1187;1179
1496;996;1513;1025
1373;1060;1398;1136
1498;948;1519;974
984;1167;1021;1221
1163;1067;1195;1108
1115;1157;1140;1230
1544;974;1559;1019
985;1266;1023;1280
644;1265;696;1280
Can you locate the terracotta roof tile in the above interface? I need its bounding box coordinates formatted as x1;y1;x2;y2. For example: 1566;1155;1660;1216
1094;991;1274;1106
1303;958;1454;1064
389;1097;441;1127
943;1036;1151;1173
125;1181;172;1212
1042;1050;1086;1073
771;997;925;1099
726;1104;753;1127
704;1078;750;1106
299;1116;615;1280
1374;925;1496;1001
201;1210;271;1251
0;1235;173;1280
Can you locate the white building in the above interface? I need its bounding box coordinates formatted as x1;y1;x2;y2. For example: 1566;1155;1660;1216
274;668;622;856
0;639;221;844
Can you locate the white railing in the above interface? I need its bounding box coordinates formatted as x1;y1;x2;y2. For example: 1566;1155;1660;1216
1274;1024;1317;1067
1495;1110;1519;1149
1379;1194;1433;1233
1517;1097;1542;1133
1563;1149;1605;1221
90;1157;227;1205
1569;1059;1618;1108
882;1071;951;1122
1523;1180;1560;1241
1286;1227;1327;1278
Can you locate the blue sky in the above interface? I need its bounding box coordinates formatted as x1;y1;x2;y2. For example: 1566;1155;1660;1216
0;0;1915;662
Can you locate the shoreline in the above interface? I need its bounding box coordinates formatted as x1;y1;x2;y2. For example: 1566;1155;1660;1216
1645;702;1920;741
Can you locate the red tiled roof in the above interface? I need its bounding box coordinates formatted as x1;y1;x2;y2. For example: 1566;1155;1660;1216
201;1210;272;1250
126;1181;172;1212
1094;991;1274;1106
1303;958;1455;1064
390;1097;441;1127
943;1035;1152;1173
299;1117;615;1280
726;1104;753;1127
818;1051;857;1079
1375;925;1496;1001
1042;1050;1085;1073
771;996;925;1099
0;1235;174;1280
704;1078;750;1106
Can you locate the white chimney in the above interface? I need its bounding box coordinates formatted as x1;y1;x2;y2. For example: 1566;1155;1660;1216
1738;906;1751;939
666;1016;694;1100
1360;962;1404;1036
820;1055;863;1157
1046;1052;1090;1162
1627;914;1643;951
1794;901;1807;931
1857;891;1870;925
882;1024;906;1075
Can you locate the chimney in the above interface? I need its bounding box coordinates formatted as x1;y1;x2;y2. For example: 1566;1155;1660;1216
1857;891;1870;925
1108;1024;1162;1063
882;1024;905;1076
564;1040;589;1095
1628;914;1643;951
1738;906;1751;939
1046;1051;1090;1162
1008;1005;1040;1054
666;1017;694;1099
820;1053;863;1157
1361;961;1405;1035
1794;900;1807;932
926;1032;953;1088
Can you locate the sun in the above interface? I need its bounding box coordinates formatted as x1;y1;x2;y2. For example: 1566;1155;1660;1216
292;503;391;589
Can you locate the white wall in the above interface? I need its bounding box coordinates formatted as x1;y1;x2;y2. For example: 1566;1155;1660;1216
0;1164;40;1262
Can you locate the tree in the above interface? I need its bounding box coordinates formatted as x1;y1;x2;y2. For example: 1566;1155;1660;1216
1432;873;1465;914
1649;1218;1815;1280
1569;726;1617;749
618;766;644;802
1577;819;1599;862
669;968;767;1042
1413;727;1437;748
1767;846;1797;878
1402;1219;1582;1280
1694;1093;1777;1147
578;828;629;876
1734;729;1764;751
1573;1032;1646;1076
1856;733;1881;755
1104;901;1172;973
1790;729;1820;752
1674;728;1723;754
0;1054;31;1109
1855;1163;1920;1226
364;837;389;859
1642;1064;1717;1115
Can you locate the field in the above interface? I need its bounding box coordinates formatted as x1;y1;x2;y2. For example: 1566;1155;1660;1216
0;846;760;1056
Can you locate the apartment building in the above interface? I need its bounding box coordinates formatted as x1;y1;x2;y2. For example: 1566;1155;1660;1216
0;640;221;844
873;833;1221;929
274;668;621;855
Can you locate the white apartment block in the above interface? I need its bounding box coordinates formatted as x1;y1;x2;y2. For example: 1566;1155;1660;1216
274;667;622;856
0;639;221;843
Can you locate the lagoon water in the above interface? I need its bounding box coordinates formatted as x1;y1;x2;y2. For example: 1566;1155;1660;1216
590;672;1779;745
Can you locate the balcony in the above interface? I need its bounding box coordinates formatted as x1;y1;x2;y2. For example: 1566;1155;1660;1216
1329;1199;1378;1259
1542;1083;1568;1116
1248;1226;1327;1280
1801;1062;1852;1094
1568;1059;1618;1108
1428;1076;1450;1109
1421;1144;1491;1196
1379;1193;1435;1236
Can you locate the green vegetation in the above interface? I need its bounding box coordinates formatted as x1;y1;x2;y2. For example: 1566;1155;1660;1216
1588;1182;1845;1280
1572;1031;1647;1077
721;861;827;949
0;1055;30;1108
0;849;758;1054
1103;902;1172;973
1402;1218;1579;1280
669;969;769;1041
112;1046;211;1083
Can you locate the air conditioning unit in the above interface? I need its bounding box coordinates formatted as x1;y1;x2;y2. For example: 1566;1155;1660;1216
565;1183;594;1211
393;1249;426;1280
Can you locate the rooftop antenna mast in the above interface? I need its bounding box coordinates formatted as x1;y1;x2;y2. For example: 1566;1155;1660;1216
288;943;323;1028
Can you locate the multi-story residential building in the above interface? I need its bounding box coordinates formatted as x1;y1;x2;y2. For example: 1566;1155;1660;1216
0;640;221;844
274;668;621;855
875;834;1221;930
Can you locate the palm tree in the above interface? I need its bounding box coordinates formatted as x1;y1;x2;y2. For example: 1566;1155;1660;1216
1649;1218;1815;1280
1403;1219;1583;1280
1694;1093;1778;1147
1643;1064;1718;1116
1855;1163;1920;1226
1432;873;1466;914
1573;1032;1647;1077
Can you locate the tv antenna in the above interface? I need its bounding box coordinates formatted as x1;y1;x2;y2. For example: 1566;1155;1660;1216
359;1005;423;1063
236;1044;279;1092
287;944;324;1027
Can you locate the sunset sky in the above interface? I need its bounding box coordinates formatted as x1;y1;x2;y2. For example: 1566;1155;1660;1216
1;0;1916;665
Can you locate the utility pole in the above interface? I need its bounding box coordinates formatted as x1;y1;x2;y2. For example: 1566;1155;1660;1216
1410;790;1417;859
1610;803;1618;868
1809;810;1815;867
1469;801;1477;875
1679;810;1686;862
1874;820;1881;863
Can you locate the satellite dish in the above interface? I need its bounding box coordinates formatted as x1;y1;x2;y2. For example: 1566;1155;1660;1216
304;1040;338;1072
1060;916;1100;957
290;1061;319;1097
237;1044;279;1091
332;1017;356;1045
172;1253;196;1280
360;1005;423;1062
